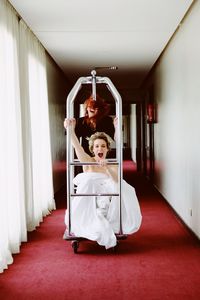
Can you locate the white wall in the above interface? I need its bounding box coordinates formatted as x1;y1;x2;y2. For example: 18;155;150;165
145;1;200;238
46;55;71;193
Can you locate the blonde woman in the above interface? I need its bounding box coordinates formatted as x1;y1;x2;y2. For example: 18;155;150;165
64;118;142;249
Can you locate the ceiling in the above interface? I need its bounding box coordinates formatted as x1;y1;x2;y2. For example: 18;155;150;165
9;0;193;101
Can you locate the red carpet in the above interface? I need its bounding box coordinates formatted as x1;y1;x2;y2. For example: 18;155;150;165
0;161;200;300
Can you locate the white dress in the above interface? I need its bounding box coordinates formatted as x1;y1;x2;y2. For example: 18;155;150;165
65;172;142;249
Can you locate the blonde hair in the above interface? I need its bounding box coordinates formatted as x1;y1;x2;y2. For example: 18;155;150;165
88;132;112;154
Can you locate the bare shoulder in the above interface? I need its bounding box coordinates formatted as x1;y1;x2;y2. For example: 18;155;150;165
108;164;118;173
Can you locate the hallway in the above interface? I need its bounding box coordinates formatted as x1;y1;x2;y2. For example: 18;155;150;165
0;161;199;300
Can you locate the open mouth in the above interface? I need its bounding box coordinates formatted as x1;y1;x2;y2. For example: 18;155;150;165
98;153;103;158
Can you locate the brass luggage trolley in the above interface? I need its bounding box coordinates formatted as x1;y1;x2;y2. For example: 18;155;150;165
63;68;127;253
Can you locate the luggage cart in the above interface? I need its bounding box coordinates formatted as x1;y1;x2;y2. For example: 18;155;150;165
63;68;127;253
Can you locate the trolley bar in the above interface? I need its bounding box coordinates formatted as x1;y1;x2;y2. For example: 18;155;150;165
69;161;118;166
91;70;97;100
71;193;119;197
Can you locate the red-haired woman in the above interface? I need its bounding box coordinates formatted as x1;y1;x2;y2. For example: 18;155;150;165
71;94;115;155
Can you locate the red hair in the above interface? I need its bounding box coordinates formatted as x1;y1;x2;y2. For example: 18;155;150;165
84;94;110;129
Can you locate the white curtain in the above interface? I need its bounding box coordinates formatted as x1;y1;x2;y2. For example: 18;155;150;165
19;20;55;231
0;0;55;273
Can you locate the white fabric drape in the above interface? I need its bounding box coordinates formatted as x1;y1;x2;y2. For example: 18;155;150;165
0;0;55;273
0;0;27;273
19;20;55;231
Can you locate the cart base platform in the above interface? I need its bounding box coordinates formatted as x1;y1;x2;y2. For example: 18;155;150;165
63;231;128;253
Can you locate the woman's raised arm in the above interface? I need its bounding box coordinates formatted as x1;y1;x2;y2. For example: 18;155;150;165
64;118;92;162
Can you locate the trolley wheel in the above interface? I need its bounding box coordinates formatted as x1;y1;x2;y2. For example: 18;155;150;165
71;240;79;253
